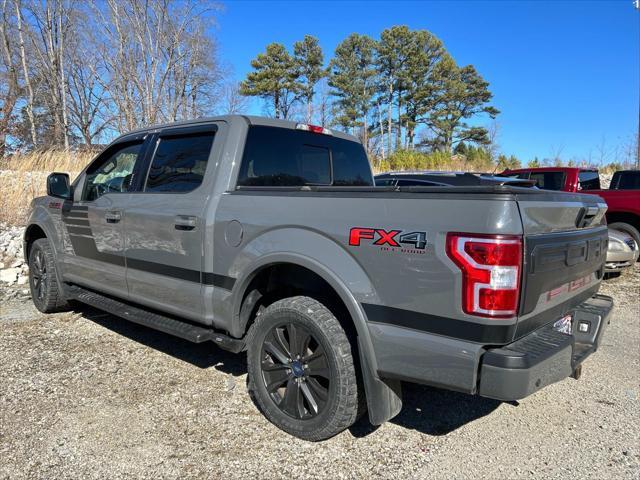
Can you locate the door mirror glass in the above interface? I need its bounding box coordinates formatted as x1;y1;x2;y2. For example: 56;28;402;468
47;172;71;199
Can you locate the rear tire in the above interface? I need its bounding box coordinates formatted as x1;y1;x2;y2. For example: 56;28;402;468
247;296;359;441
28;238;69;313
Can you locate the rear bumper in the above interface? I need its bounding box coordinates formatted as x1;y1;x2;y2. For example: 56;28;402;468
478;294;613;401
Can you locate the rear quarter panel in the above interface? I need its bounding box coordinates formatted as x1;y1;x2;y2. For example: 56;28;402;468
211;191;524;333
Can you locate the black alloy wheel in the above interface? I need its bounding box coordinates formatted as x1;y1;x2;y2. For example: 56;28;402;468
247;296;360;441
260;322;331;419
30;247;48;303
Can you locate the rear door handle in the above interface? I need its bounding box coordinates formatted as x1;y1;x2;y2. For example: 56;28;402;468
105;210;122;223
175;215;198;231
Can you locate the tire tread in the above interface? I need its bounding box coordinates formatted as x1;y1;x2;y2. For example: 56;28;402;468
29;238;69;313
247;295;359;441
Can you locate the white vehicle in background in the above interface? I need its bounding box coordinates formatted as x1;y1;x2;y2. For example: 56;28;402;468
605;229;639;277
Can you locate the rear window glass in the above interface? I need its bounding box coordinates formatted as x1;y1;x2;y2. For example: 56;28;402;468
529;172;565;190
145;132;214;192
578;171;600;190
614;171;640;190
237;126;373;187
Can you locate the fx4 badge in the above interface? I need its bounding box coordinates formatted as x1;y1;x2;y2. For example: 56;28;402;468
348;227;427;253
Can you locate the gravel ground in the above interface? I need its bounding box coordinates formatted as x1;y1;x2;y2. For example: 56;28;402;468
1;267;638;479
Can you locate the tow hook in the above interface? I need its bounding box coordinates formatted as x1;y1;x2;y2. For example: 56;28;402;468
571;364;582;380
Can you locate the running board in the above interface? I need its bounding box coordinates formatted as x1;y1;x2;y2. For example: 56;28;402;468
66;285;245;351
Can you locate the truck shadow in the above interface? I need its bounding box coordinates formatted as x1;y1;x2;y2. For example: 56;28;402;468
350;383;504;437
78;305;507;438
77;305;247;376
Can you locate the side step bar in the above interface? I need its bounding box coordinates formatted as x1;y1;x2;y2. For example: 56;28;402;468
66;285;245;352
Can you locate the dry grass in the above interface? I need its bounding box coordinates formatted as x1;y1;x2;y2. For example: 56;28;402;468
0;150;92;226
0;149;94;173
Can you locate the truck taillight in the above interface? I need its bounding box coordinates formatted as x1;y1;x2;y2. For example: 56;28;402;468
446;233;522;318
296;123;333;135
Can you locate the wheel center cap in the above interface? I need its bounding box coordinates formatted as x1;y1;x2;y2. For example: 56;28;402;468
291;360;304;378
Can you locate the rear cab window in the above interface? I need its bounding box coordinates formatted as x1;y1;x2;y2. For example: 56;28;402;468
578;171;600;190
529;171;565;190
237;126;373;187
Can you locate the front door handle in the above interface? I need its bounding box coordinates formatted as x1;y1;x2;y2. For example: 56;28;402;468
175;215;198;231
105;210;122;223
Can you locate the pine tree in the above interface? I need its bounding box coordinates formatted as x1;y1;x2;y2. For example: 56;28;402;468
293;35;326;123
401;29;446;149
329;34;376;145
376;26;413;152
240;43;301;119
425;57;499;152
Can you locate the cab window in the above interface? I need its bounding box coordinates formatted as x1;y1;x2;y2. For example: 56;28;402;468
578;171;600;190
83;142;143;201
529;172;565;190
237;126;373;187
145;132;215;193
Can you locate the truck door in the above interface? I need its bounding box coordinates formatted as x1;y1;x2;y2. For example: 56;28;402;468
122;124;217;323
62;136;149;299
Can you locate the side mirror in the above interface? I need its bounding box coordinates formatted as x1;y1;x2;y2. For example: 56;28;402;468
47;172;72;199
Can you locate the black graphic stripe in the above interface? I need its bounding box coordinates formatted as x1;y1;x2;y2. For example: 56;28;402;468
70;234;235;289
203;272;236;290
67;225;93;236
62;208;89;220
64;212;89;219
362;303;517;344
68;235;125;267
126;258;235;290
127;257;201;283
64;218;90;226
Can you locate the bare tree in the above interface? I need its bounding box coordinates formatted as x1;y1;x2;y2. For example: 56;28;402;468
15;0;36;147
594;135;610;166
92;0;222;131
217;81;249;115
547;144;564;166
486;120;500;163
67;52;113;145
24;0;76;149
316;79;333;128
0;0;21;156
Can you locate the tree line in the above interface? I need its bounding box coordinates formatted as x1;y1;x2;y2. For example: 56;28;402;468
240;26;500;161
0;0;235;156
2;4;632;170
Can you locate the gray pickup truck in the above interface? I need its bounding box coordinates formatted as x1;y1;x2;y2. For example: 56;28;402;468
26;115;613;440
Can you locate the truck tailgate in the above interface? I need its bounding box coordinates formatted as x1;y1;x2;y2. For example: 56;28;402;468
515;191;608;339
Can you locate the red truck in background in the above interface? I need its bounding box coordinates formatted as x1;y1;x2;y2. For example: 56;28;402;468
503;168;640;247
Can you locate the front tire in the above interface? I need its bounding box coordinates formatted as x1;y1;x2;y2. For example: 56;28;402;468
247;296;359;441
28;238;69;313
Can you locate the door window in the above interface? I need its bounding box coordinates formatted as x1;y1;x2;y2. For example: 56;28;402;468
144;132;214;193
615;171;640;190
83;142;143;201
